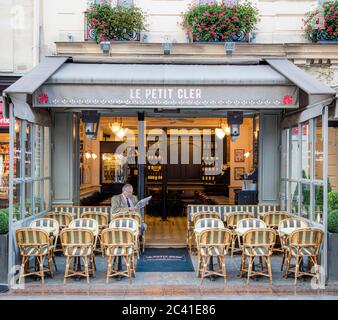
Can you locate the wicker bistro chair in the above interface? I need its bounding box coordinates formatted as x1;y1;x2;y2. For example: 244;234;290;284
60;228;95;284
233;218;267;258
111;212;146;253
69;218;99;249
101;228;136;283
81;212;109;254
16;228;54;284
197;228;232;284
109;218;140;259
240;228;276;284
29;218;59;271
263;212;290;252
194;218;224;258
45;212;73;252
284;228;324;285
278;218;311;271
188;212;221;254
225;212;255;257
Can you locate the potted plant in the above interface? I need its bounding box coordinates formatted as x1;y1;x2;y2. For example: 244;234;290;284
303;1;338;42
181;1;258;43
328;190;338;281
0;209;9;291
85;1;147;43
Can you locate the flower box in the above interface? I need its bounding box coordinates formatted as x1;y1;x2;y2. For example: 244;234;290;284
181;1;258;44
84;1;146;43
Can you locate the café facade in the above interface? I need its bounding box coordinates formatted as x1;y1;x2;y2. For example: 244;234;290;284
2;54;337;286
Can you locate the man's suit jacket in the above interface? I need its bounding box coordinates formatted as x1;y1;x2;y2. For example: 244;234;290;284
111;194;139;214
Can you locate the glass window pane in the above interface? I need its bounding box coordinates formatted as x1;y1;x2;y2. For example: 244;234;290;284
25;123;32;178
301;121;311;179
25;182;33;218
44;127;50;178
0;133;10;208
315;117;323;180
34;180;42;214
13;183;22;222
301;183;311;220
281;129;289;179
315;185;324;224
14;119;21;178
291;126;299;180
280;180;288;211
44;179;50;212
291;181;299;214
34;125;42;178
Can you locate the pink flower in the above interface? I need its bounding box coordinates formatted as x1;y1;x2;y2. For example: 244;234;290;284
38;93;49;104
283;95;293;105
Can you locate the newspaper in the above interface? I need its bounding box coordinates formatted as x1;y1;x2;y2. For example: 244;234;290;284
135;196;152;209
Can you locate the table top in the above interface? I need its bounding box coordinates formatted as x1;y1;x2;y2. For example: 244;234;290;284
279;227;297;236
33;226;58;237
235;226;265;236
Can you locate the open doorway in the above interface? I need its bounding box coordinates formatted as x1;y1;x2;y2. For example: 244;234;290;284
78;114;259;246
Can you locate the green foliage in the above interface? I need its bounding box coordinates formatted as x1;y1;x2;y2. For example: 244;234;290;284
303;1;338;41
86;1;147;43
328;209;338;233
0;211;8;235
329;190;338;211
181;1;258;42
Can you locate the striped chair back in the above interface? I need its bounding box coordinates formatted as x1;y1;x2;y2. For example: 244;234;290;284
237;218;266;230
30;218;59;231
188;204;280;222
111;212;142;226
289;228;324;256
45;212;73;228
278;218;311;231
109;218;139;233
52;206;111;219
263;212;290;228
243;228;276;248
227;212;254;229
101;228;134;247
60;228;94;246
199;228;232;246
16;228;50;255
69;218;99;237
195;218;224;230
81;212;109;227
193;212;221;225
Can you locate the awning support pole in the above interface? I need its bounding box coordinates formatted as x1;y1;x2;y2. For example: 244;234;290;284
137;112;145;222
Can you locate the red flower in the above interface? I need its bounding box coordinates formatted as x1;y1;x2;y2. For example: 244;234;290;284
283;95;293;105
38;93;49;104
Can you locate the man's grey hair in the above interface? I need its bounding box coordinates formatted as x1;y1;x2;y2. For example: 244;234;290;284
122;183;133;192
